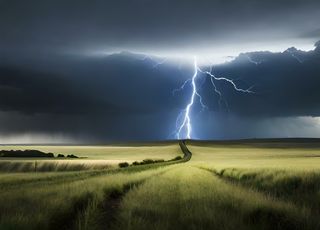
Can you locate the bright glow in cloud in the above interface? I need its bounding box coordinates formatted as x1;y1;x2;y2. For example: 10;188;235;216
90;38;317;65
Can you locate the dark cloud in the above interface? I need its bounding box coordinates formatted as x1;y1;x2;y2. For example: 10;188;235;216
1;0;320;56
1;0;320;142
0;53;190;141
301;28;320;39
206;42;320;117
0;42;320;141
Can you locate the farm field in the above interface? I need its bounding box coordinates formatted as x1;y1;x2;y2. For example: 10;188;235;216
188;139;320;170
0;144;181;172
1;139;320;229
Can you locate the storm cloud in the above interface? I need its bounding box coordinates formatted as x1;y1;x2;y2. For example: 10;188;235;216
1;0;320;58
0;42;320;141
1;0;320;142
203;43;320;117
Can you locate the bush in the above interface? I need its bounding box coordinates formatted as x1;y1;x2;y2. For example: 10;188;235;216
57;154;65;158
47;153;55;158
119;162;129;168
171;156;182;161
67;154;79;158
131;159;165;166
154;159;165;163
142;159;154;164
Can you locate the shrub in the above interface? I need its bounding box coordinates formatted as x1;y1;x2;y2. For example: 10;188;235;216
171;156;182;161
132;159;165;166
47;153;55;158
154;159;165;163
119;162;129;168
142;159;154;164
57;154;65;158
67;154;79;158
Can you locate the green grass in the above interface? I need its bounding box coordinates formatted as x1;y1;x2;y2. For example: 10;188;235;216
0;144;181;160
187;140;320;170
2;140;320;229
0;164;176;229
213;168;320;211
0;144;181;172
116;166;317;230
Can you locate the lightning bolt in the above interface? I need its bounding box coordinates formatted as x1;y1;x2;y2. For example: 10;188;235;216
174;57;255;139
198;68;255;94
175;57;204;139
209;73;229;111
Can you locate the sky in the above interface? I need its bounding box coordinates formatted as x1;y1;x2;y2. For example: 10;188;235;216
0;0;320;143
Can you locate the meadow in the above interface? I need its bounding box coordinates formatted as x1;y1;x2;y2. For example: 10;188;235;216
0;144;181;172
1;139;320;229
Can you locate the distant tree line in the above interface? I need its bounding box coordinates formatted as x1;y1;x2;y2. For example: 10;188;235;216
0;150;79;158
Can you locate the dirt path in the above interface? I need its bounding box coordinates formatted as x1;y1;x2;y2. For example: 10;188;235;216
84;141;192;229
178;140;192;161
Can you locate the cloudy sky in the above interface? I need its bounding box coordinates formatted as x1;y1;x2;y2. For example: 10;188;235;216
0;0;320;143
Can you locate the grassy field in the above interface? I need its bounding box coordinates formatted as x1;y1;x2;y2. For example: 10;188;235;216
188;140;320;170
0;144;181;172
1;139;320;229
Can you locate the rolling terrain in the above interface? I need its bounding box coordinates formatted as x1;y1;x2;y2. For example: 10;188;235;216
1;139;320;229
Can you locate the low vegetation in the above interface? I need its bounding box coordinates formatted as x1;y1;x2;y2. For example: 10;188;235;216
0;144;182;172
0;150;55;158
129;156;182;167
0;160;116;172
0;144;181;160
1;140;320;229
118;162;129;168
213;167;320;212
116;166;319;230
0;164;174;229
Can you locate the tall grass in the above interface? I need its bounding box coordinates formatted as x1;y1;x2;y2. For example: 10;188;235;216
0;160;117;172
188;142;320;170
0;164;175;229
0;144;181;160
214;168;320;211
0;144;183;172
2;141;320;229
116;166;318;230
